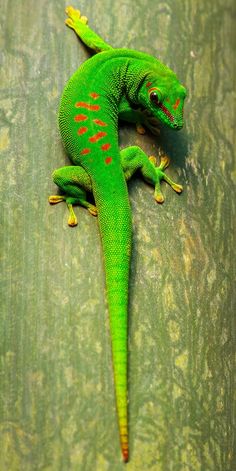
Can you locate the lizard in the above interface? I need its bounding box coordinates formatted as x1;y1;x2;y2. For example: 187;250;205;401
49;5;187;463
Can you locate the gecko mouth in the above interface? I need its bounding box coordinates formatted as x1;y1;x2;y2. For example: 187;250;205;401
130;103;182;131
158;105;183;129
146;99;183;129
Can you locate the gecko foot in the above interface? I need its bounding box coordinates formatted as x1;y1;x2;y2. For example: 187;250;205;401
48;195;66;204
65;6;88;28
49;194;97;226
67;203;78;227
151;154;183;204
136;123;146;135
66;201;97;226
139;109;161;135
88;205;98;217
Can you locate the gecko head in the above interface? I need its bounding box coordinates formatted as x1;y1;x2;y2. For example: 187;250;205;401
139;72;187;130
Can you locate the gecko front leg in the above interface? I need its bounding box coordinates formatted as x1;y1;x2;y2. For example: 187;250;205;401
121;146;183;203
118;97;161;136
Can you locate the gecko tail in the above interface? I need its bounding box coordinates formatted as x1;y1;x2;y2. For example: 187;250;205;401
118;378;129;463
92;175;132;462
122;443;129;463
110;297;130;463
65;6;114;53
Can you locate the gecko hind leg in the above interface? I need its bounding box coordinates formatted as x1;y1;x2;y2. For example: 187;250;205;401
49;165;97;227
121;146;183;203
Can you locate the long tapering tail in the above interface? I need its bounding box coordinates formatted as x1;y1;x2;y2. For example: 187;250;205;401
93;174;132;462
65;6;113;53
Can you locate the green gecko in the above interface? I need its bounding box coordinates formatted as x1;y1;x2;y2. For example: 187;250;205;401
49;5;187;463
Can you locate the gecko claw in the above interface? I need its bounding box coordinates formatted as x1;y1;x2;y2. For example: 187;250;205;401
65;18;74;27
148;155;157;166
159;154;170;170
80;16;88;25
65;6;81;18
48;195;65;204
67;203;78;226
49;192;97;223
136;123;146;135
155;190;165;204
68;216;78;227
65;6;88;27
88;205;98;216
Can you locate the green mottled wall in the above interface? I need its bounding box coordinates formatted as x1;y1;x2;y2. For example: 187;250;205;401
0;0;235;470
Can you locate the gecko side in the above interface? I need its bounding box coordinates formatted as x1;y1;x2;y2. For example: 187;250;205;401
49;6;187;463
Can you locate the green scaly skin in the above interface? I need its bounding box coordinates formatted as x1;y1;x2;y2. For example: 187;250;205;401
49;6;187;462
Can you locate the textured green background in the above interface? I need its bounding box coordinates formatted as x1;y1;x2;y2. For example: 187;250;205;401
0;0;235;470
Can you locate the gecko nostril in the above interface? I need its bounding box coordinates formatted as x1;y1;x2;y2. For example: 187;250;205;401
173;123;182;130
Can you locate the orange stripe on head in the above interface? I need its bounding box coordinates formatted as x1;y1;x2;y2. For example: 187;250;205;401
173;98;180;110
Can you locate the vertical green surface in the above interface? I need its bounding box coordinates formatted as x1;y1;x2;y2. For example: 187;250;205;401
0;0;235;470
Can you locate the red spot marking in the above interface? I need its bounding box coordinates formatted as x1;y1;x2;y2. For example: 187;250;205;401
148;87;158;94
93;118;108;127
75;102;100;111
90;92;100;99
146;81;152;87
89;131;107;143
77;126;88;135
101;143;111;151
173;98;180;110
80;148;91;155
74;114;88;122
105;157;112;164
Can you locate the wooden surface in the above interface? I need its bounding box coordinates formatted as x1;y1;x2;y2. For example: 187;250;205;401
0;0;235;470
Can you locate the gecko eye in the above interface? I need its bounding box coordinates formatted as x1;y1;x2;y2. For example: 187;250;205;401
150;91;162;106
